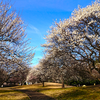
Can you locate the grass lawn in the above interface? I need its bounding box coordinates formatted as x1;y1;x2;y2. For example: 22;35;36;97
1;82;100;100
0;87;30;100
40;85;100;100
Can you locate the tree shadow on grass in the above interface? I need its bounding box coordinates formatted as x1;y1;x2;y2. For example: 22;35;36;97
16;89;56;100
0;90;14;93
56;89;88;100
56;88;100;100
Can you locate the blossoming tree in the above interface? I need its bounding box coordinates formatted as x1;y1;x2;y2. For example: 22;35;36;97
0;1;34;86
43;1;100;74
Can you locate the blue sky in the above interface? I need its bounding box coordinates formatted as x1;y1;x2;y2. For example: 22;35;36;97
4;0;95;66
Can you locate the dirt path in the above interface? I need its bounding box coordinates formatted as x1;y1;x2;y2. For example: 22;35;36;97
15;89;56;100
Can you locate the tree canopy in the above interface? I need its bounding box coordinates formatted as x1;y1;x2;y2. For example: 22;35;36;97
42;1;100;73
0;1;34;86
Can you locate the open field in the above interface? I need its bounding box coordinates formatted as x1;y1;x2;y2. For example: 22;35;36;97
39;84;100;100
11;82;72;91
0;82;100;100
0;87;29;100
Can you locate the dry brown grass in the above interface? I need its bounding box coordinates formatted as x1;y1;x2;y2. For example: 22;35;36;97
11;82;72;90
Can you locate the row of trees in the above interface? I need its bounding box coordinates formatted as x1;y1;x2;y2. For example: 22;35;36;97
27;1;100;88
27;53;95;87
0;1;34;86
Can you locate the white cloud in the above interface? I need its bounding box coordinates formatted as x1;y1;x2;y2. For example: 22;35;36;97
27;24;43;39
34;47;44;51
29;25;39;33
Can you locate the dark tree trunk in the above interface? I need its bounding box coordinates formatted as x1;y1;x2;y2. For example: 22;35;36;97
61;74;65;88
62;80;64;88
42;81;44;87
66;81;68;85
99;51;100;62
21;82;23;86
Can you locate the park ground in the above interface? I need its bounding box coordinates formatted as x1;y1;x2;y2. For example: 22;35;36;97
0;82;100;100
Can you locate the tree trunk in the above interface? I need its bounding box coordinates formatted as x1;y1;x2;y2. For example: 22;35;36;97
66;81;68;86
21;82;23;86
42;81;44;87
99;51;100;62
62;80;64;88
61;74;64;88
